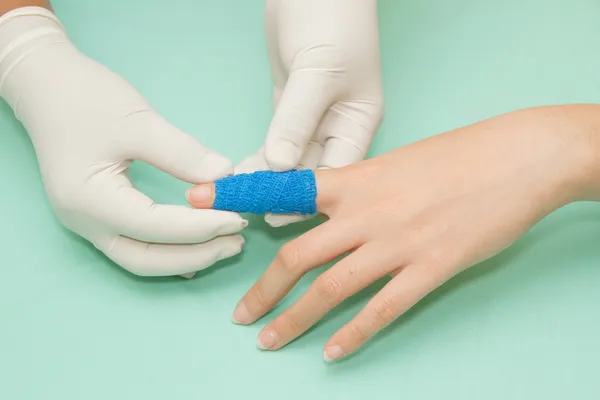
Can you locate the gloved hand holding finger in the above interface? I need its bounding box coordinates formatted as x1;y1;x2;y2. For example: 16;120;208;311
0;7;247;277
239;0;384;228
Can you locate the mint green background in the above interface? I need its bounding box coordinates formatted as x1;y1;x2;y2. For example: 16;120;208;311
2;0;600;398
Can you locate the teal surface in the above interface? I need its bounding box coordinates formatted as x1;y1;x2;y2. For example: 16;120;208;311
2;0;600;398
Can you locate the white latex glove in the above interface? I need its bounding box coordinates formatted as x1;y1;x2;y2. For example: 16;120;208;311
0;7;247;277
237;0;384;227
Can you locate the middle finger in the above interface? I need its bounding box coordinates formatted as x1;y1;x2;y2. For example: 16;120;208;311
232;218;362;325
256;241;401;350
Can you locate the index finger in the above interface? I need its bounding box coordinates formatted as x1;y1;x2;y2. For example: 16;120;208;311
187;168;340;216
231;218;361;325
188;169;317;216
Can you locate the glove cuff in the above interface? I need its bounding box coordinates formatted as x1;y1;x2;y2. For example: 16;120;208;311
0;6;68;108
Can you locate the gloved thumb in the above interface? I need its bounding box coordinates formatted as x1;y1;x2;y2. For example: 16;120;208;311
265;72;337;171
128;112;234;183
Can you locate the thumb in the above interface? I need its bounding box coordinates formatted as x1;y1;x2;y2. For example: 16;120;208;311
265;72;337;171
186;169;339;216
128;112;234;183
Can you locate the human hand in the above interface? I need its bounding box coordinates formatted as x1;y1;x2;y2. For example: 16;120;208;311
0;7;247;277
237;0;384;227
188;104;600;360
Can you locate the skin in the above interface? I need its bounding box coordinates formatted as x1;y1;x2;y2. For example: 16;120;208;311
8;0;600;363
188;104;600;361
0;0;50;15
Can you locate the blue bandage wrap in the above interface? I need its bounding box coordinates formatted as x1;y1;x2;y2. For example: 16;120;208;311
212;169;317;215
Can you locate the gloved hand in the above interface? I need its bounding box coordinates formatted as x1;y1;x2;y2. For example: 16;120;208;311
0;7;247;277
237;0;384;227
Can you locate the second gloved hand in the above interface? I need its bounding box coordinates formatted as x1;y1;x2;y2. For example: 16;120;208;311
237;0;384;227
0;7;247;277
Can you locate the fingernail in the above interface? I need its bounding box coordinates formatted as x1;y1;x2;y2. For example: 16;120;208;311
232;301;251;325
241;219;249;228
257;330;279;350
323;345;344;362
187;185;212;204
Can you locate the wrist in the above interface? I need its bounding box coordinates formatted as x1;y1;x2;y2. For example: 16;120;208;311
547;104;600;205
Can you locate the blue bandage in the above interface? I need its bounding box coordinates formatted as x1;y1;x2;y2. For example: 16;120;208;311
212;169;317;215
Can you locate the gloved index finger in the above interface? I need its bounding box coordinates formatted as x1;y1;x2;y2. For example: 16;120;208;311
199;170;318;216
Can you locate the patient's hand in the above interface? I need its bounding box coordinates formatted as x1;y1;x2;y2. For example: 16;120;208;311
188;104;600;360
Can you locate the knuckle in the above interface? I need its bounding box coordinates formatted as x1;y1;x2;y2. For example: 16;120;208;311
105;239;156;278
405;222;430;242
421;248;447;271
347;261;360;276
276;242;303;273
314;274;343;306
278;312;303;336
347;321;369;343
249;284;270;309
293;45;346;72
371;298;399;327
270;112;312;138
